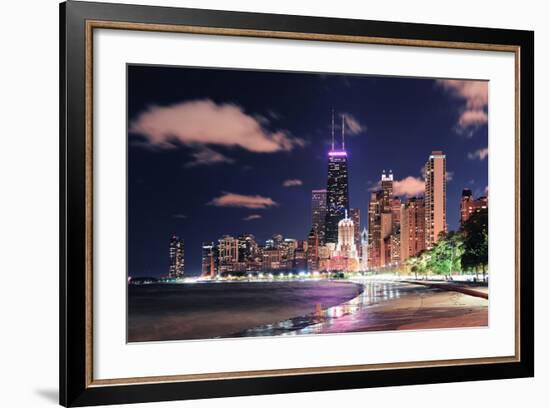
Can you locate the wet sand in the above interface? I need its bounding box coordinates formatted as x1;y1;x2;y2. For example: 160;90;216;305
292;281;488;335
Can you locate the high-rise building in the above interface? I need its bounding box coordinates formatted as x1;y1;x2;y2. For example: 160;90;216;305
293;240;308;273
424;151;447;248
400;197;426;262
390;197;402;264
381;170;394;211
367;190;383;269
306;228;319;272
360;227;369;270
368;171;397;269
460;189;488;225
201;242;217;278
217;235;239;275
349;208;361;256
335;210;359;260
168;235;184;278
325;114;350;243
311;189;327;244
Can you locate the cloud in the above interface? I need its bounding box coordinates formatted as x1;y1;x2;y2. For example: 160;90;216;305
446;171;454;182
370;176;425;197
393;176;426;197
342;113;366;135
130;99;304;152
459;110;488;128
436;80;488;109
468;147;489;160
436;79;488;130
242;214;262;221
282;179;303;187
185;147;235;167
208;192;278;209
172;214;188;219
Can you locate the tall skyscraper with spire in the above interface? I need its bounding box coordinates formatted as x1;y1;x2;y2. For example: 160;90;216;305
325;112;350;243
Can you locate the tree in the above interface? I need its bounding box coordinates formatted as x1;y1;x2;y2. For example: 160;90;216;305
461;209;489;281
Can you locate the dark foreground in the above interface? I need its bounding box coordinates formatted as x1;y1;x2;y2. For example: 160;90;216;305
128;280;488;342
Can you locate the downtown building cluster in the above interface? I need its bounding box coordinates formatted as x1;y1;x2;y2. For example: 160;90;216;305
171;116;488;278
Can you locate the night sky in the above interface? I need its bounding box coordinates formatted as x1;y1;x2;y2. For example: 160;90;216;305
128;65;488;277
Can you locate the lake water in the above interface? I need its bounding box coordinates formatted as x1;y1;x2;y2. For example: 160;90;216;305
128;280;363;342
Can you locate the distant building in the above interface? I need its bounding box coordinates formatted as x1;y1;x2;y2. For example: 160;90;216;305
168;235;184;278
335;210;359;260
460;189;488;225
400;197;426;262
311;189;327;244
201;242;216;278
325;114;350;244
349;208;361;257
390;197;402;264
368;171;399;269
424;151;447;248
306;228;320;273
238;233;258;263
360;227;369;271
217;235;239;275
262;248;285;272
293;240;308;273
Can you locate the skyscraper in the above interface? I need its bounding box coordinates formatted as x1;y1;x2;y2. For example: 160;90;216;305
367;190;383;269
201;242;216;278
349;208;361;256
424;151;447;248
306;228;319;272
335;210;359;260
400;197;426;262
168;235;184;278
325;114;350;243
311;189;327;244
368;171;397;269
360;227;369;270
217;235;239;275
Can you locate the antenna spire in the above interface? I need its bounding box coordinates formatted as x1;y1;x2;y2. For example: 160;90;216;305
341;114;345;150
331;109;335;151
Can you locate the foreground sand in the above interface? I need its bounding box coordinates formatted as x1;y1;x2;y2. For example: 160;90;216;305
293;281;488;335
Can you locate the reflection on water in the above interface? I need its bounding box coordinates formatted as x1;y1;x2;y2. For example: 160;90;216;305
235;281;403;337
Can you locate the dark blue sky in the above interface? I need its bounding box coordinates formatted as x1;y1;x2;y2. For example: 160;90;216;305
128;65;488;277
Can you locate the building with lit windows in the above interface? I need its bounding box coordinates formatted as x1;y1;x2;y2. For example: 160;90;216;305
424;151;447;248
201;242;216;278
168;235;184;278
325;114;350;244
460;189;488;225
311;189;327;244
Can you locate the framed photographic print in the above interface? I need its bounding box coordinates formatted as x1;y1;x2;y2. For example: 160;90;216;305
60;0;534;406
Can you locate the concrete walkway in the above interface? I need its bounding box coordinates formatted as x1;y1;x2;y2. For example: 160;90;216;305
404;280;488;299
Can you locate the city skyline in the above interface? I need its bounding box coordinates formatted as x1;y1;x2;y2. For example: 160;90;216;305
128;65;488;277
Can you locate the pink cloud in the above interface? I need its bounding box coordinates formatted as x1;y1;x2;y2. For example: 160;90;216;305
243;214;262;221
468;147;489;160
185;147;234;167
459;110;488;128
208;192;278;209
282;179;303;187
130;99;304;152
393;176;425;197
436;80;488;109
436;80;488;130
